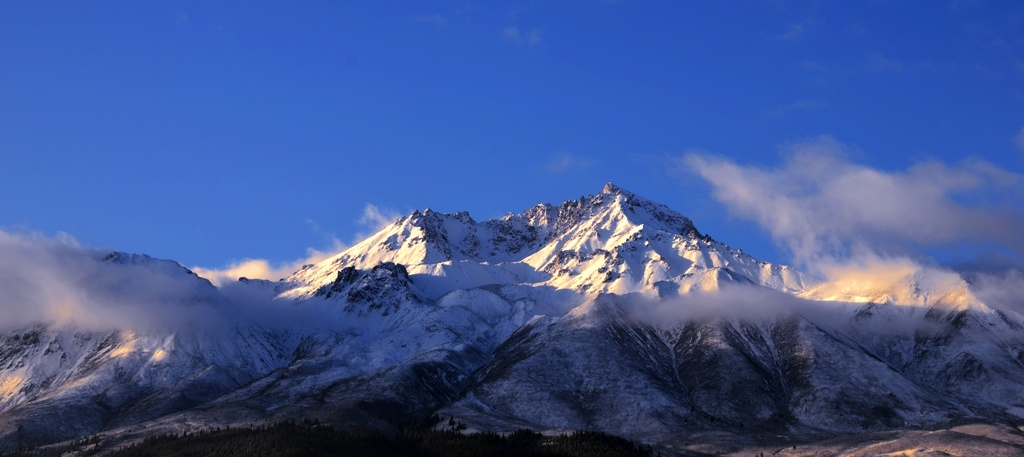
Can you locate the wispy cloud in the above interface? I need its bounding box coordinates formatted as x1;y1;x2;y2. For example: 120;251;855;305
867;53;904;73
0;230;224;332
194;204;402;286
0;230;360;333
680;140;1024;314
971;268;1024;313
356;203;401;240
503;26;543;45
414;13;449;26
776;23;806;41
543;153;597;174
1015;127;1024;153
765;100;827;119
193;238;346;287
680;136;1024;269
193;259;289;287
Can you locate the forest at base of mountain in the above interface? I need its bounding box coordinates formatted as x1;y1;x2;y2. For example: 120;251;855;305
1;420;658;457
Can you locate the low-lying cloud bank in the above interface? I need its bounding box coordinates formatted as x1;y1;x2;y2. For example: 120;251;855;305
625;283;813;323
0;230;359;334
0;230;225;332
192;241;345;288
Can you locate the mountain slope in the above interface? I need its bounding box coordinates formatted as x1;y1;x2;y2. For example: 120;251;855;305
2;183;1023;455
439;293;972;448
0;254;290;449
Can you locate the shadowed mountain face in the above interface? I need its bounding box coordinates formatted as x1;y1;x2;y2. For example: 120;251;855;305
1;184;1023;454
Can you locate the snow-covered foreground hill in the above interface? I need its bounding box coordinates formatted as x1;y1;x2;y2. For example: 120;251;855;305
2;183;1024;454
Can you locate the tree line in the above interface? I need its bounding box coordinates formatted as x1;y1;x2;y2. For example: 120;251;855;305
1;419;658;457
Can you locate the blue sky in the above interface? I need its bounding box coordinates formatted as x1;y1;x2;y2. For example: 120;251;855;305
2;1;1022;277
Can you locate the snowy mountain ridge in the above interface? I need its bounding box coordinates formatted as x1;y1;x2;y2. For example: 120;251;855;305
1;183;1023;455
280;182;807;303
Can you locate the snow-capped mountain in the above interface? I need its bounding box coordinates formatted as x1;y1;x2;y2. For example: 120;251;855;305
0;253;290;448
281;182;807;301
1;183;1023;454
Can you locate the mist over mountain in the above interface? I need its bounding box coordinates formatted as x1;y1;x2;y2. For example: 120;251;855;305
2;183;1024;455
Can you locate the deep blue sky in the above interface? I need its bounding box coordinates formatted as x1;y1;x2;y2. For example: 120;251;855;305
2;1;1022;273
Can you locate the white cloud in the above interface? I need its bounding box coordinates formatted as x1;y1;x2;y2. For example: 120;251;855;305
1014;127;1024;152
680;136;1024;269
625;283;810;323
675;138;1024;316
414;13;448;26
543;153;597;174
765;100;827;119
192;238;345;287
175;10;189;25
359;203;400;232
800;60;835;86
0;230;224;332
0;230;358;333
193;203;399;287
867;53;904;73
971;268;1024;313
502;26;519;41
527;29;542;45
503;26;542;45
776;23;806;41
192;259;280;286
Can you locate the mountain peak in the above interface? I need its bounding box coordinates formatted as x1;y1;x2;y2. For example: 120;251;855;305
599;182;642;201
601;182;624;195
592;185;699;238
103;251;210;283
